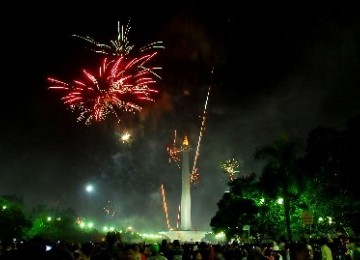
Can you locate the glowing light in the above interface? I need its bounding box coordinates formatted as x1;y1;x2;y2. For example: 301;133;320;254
215;232;226;239
182;136;189;146
87;222;94;228
85;184;94;193
327;216;333;224
120;132;131;143
220;158;240;181
102;226;115;233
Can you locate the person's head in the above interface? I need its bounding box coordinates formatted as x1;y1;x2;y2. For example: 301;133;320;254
106;231;121;245
161;239;168;247
173;240;181;248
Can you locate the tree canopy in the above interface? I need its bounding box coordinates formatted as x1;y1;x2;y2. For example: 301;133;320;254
210;116;360;242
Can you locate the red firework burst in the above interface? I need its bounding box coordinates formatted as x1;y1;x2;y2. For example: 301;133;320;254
48;53;161;125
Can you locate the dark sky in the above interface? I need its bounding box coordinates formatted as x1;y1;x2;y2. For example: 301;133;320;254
1;2;360;232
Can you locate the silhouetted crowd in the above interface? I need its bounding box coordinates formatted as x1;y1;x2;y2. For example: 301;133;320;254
1;231;360;260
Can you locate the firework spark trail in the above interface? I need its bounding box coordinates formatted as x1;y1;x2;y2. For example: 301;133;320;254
72;19;134;57
160;184;171;230
190;68;214;184
172;129;178;159
176;204;181;230
72;19;165;57
75;19;165;83
48;54;160;125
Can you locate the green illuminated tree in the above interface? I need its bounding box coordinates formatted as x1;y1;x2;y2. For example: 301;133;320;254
210;173;287;242
254;133;305;242
302;116;360;235
25;205;86;242
0;195;31;241
210;190;259;241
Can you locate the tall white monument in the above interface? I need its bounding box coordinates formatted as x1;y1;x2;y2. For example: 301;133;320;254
160;136;207;242
180;136;192;230
160;83;212;241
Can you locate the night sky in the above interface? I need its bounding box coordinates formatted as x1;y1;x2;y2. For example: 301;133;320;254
1;2;360;232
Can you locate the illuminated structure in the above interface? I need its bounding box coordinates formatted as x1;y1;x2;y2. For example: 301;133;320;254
162;79;212;241
180;136;192;230
160;136;208;242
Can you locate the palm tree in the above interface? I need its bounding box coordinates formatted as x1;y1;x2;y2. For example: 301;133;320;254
254;133;305;242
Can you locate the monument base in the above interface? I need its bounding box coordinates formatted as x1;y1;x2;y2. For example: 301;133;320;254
158;230;209;243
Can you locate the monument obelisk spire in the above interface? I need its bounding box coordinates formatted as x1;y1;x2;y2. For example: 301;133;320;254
180;136;192;230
